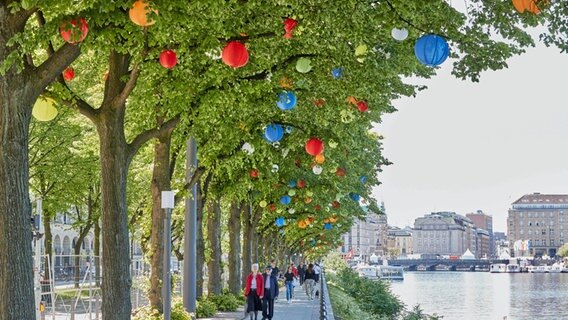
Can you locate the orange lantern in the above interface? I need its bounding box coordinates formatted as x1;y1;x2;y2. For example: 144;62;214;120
279;77;293;89
323;218;330;223
222;41;249;68
298;220;307;229
305;197;312;204
129;0;158;27
329;216;338;223
346;96;357;105
512;0;542;13
315;153;325;164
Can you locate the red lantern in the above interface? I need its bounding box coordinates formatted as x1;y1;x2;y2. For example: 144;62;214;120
335;167;346;177
59;18;89;44
297;180;306;188
63;67;75;81
222;41;249;68
313;99;325;107
305;137;324;156
357;101;368;112
283;18;298;39
314;205;321;211
332;201;340;209
159;49;177;69
249;169;259;179
268;203;277;212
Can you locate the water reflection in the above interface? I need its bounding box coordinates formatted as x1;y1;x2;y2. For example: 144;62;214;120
390;272;568;320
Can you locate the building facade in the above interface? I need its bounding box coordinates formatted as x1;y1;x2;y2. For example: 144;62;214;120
413;212;477;257
386;227;413;258
474;229;490;259
466;210;494;257
507;193;568;257
340;211;388;259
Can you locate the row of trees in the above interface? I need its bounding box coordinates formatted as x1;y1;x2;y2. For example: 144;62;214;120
1;0;567;319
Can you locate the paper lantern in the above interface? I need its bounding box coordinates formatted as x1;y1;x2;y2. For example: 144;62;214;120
280;195;291;205
129;0;157;27
307;216;315;223
355;44;368;63
242;142;255;154
264;124;284;143
360;175;367;184
279;76;293;89
329;216;338;223
314;204;321;211
271;164;279;173
283;18;298;39
315;154;325;164
32;97;58;122
59;18;88;44
312;165;323;175
391;28;409;41
276;217;285;227
414;34;449;67
159;49;177;69
259;200;268;208
222;41;249;68
313;99;325;107
331;67;343;79
305;197;312;204
346;96;358;105
305;137;324;156
332;201;340;209
63;67;75;81
288;189;296;197
512;0;541;14
298;220;307;229
328;140;338;148
297;180;306;188
357;101;368;112
276;91;297;110
268;203;277;212
288;180;297;188
249;169;259;179
324;223;332;230
288;208;296;214
335;167;346;177
349;193;361;202
296;58;312;73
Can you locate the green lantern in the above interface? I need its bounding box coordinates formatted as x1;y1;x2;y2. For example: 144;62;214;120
296;57;312;73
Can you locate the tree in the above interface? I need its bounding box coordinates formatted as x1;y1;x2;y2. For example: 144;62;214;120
558;243;568;258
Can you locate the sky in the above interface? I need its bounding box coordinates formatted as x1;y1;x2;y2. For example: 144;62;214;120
372;41;568;232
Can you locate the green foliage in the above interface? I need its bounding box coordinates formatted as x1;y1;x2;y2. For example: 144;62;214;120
208;292;241;312
403;305;443;320
196;296;218;318
132;299;193;320
322;251;348;274
328;284;387;320
558;243;568;257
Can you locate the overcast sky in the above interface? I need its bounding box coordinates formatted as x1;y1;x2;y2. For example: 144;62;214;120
372;41;568;232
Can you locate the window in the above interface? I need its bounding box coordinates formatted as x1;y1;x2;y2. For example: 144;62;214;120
520;212;524;218
561;239;565;245
542;229;547;235
534;239;539;246
550;212;554;218
550;240;555;246
529;222;532;226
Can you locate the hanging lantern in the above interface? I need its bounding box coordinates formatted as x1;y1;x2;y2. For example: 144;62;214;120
283;18;298;39
59;18;89;44
129;0;157;26
307;216;315;224
357;101;368;112
328;140;338;149
391;28;409;41
312;165;323;175
335;167;346;177
512;0;541;14
222;41;249;68
288;189;296;197
63;67;75;81
271;164;279;173
268;203;277;212
355;44;368;63
315;154;325;164
414;34;449;67
331;67;343;79
297;180;306;188
324;223;332;230
158;49;177;69
296;57;312;73
329;216;338;223
298;220;307;229
349;193;361;202
32;97;58;122
249;169;259;179
280;195;291;205
314;205;322;211
360;176;367;184
259;200;268;208
242;142;255;154
264;124;284;143
313;99;325;107
276;91;297;110
332;201;340;209
305;197;312;204
305;137;324;156
279;76;293;89
288;180;297;188
275;217;285;227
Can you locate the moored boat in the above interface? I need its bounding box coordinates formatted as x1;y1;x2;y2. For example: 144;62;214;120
506;264;520;273
490;263;507;273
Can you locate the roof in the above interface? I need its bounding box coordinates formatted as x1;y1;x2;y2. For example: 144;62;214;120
512;193;568;205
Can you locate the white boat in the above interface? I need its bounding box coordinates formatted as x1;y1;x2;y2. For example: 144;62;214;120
355;265;379;280
529;266;548;273
435;265;450;271
378;265;404;280
549;263;563;273
490;264;507;273
506;264;520;273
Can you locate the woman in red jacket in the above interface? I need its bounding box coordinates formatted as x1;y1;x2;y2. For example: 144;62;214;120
244;263;264;320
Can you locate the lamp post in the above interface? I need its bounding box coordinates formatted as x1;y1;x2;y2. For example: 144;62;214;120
161;191;175;320
183;137;197;313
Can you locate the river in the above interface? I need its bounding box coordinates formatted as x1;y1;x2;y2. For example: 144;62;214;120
389;272;568;320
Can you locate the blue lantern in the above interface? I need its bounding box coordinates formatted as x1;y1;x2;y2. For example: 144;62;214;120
360;176;367;184
280;195;291;205
276;217;285;227
324;223;332;230
264;124;284;143
414;34;449;67
276;91;297;110
311;239;316;246
349;192;361;202
331;67;343;79
288;180;297;188
285;126;293;134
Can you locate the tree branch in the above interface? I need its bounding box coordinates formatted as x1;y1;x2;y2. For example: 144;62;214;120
32;43;81;97
127;115;180;159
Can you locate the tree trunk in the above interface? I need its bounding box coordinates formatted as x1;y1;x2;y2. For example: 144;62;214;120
94;220;101;287
148;132;173;311
73;239;83;289
196;185;205;298
228;202;241;295
251;208;260;264
241;203;252;289
44;211;53;280
207;200;223;295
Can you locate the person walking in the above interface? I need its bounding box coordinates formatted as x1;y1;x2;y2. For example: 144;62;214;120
290;262;298;298
270;259;279;278
314;262;321;283
303;263;317;300
262;265;279;320
298;262;306;285
245;263;264;320
283;266;295;303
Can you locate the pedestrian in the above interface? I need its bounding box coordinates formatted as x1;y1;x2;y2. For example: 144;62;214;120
304;263;317;300
270;259;279;278
314;262;321;283
290;262;298;298
298;262;306;285
244;263;264;320
262;265;279;320
284;266;295;303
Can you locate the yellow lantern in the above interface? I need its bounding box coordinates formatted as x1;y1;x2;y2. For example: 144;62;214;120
315;153;325;164
32;97;58;122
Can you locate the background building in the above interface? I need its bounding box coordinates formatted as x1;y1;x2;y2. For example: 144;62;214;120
466;210;494;257
386;226;413;258
340;210;388;259
507;193;568;257
413;212;477;257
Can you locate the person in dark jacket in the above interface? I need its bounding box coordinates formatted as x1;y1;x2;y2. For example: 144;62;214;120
244;263;264;320
262;265;279;320
270;259;279;278
298;262;306;285
303;263;317;300
283;266;295;303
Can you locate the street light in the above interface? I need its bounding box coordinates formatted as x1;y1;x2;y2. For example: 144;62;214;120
161;191;175;320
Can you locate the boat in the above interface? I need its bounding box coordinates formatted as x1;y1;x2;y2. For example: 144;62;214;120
549;263;563;273
435;265;450;271
528;266;548;273
417;265;428;271
506;264;520;273
490;264;507;273
378;265;404;280
355;265;379;280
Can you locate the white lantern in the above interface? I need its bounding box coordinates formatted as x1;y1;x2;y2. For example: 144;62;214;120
272;164;279;173
391;28;409;41
312;165;323;175
242;142;255;154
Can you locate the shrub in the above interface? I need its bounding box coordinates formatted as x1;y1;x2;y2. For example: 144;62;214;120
132;298;193;320
322;252;349;274
328;284;386;320
403;304;443;320
208;292;241;312
196;296;218;318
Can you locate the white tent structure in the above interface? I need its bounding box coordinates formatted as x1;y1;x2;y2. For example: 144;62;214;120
462;249;475;260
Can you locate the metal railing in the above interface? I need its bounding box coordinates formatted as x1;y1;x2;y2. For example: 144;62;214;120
319;269;334;320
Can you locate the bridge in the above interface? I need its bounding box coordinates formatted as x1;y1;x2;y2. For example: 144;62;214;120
385;259;510;271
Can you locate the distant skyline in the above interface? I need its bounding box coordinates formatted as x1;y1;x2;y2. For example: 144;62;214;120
372;41;568;232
